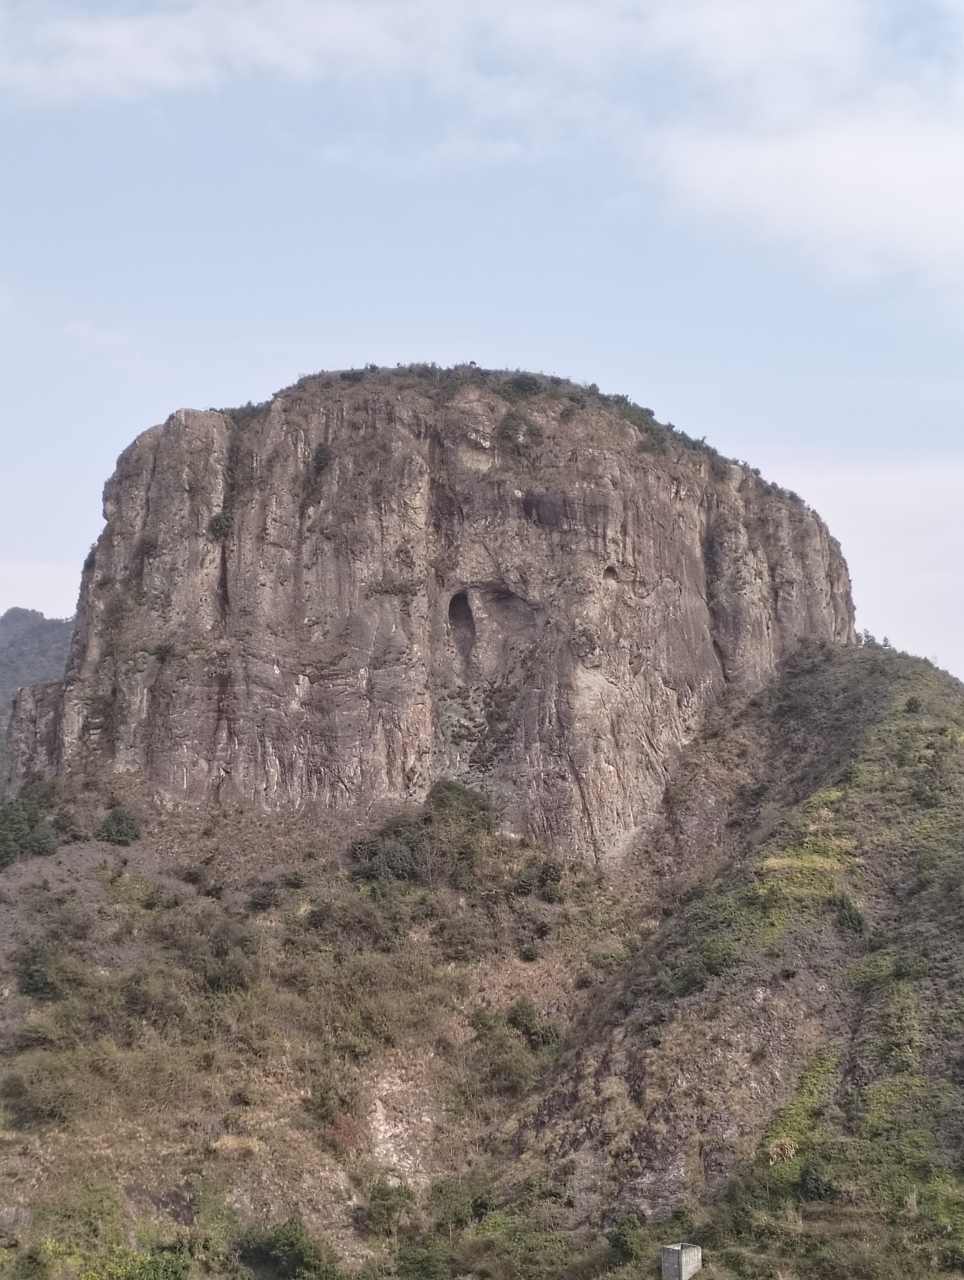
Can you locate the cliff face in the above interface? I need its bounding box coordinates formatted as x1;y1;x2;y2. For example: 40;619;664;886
5;368;854;860
0;608;73;783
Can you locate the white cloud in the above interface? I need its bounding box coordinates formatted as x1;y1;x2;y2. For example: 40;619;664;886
648;106;964;284
2;0;964;284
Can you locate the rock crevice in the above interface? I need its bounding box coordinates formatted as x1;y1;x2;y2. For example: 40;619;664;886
5;370;854;860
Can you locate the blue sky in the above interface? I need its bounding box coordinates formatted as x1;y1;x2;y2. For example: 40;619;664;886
1;0;963;675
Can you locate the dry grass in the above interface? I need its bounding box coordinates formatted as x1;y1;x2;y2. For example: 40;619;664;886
4;643;964;1280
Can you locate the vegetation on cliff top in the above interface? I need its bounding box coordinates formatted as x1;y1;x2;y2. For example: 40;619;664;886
218;364;801;497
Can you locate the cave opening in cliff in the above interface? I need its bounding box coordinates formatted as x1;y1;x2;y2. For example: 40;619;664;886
603;565;618;582
448;591;476;655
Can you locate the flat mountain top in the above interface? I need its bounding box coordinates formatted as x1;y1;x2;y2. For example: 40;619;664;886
6;364;851;860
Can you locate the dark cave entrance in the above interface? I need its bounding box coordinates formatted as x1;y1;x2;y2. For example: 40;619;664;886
448;591;476;659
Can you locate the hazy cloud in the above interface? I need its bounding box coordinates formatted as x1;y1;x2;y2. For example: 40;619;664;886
785;459;964;678
0;560;79;619
2;0;963;282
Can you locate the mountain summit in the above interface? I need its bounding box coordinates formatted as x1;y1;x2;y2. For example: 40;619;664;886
5;366;852;861
6;370;953;1280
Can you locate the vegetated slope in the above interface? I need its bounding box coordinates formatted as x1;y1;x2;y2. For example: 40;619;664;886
2;640;964;1280
0;609;72;781
7;364;852;862
511;638;964;1279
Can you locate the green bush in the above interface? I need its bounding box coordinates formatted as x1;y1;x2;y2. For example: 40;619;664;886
12;1242;55;1280
25;822;58;856
799;1156;835;1201
248;880;282;912
831;892;865;934
305;1080;340;1125
239;1216;341;1280
469;1008;539;1097
506;998;560;1051
312;443;333;475
80;1249;190;1280
496;409;544;454
365;1178;415;1238
356;838;415;883
453;1211;570;1280
432;915;484;962
97;805;141;846
305;1077;356;1125
208;512;232;540
397;1242;451;1280
504;373;541;399
536;858;564;903
306;892;409;953
152;908;260;993
350;781;498;890
52;806;84;840
0;799;32;866
429;1175;492;1238
606;1214;646;1263
15;940;73;1000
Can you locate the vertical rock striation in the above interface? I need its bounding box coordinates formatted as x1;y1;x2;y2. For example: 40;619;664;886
0;608;73;783
5;368;854;861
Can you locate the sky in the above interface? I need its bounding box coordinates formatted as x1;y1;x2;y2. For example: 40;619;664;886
0;0;963;675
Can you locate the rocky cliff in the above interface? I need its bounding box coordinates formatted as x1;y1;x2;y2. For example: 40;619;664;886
5;367;853;861
0;607;72;782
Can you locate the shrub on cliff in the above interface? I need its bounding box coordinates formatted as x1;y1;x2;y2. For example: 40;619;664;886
0;800;32;866
364;1178;416;1239
496;409;544;454
349;780;500;889
96;804;141;846
80;1251;190;1280
239;1217;341;1280
0;794;60;866
24;821;57;856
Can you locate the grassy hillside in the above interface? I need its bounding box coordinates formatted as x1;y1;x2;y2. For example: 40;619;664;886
2;640;964;1280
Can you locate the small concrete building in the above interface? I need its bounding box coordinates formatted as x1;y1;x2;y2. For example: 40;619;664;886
661;1243;702;1280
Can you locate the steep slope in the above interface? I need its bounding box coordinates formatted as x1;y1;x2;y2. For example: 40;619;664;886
5;366;852;862
513;639;964;1276
2;643;964;1280
0;609;72;782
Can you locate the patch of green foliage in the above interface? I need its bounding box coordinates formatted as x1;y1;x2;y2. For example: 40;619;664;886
349;780;502;890
621;643;964;1277
0;776;61;867
364;1179;416;1239
96;804;141;846
0;799;32;866
301;442;335;510
208;411;259;541
496;409;544;456
239;1216;341;1280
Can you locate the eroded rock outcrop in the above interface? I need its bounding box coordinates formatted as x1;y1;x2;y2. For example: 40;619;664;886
5;368;854;860
0;608;73;782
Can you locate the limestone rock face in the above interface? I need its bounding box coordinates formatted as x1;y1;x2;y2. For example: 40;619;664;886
0;608;73;782
5;369;854;861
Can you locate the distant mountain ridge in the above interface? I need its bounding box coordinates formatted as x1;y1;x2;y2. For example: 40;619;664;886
0;607;72;781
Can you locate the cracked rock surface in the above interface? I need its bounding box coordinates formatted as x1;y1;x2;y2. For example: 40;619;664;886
5;369;854;862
